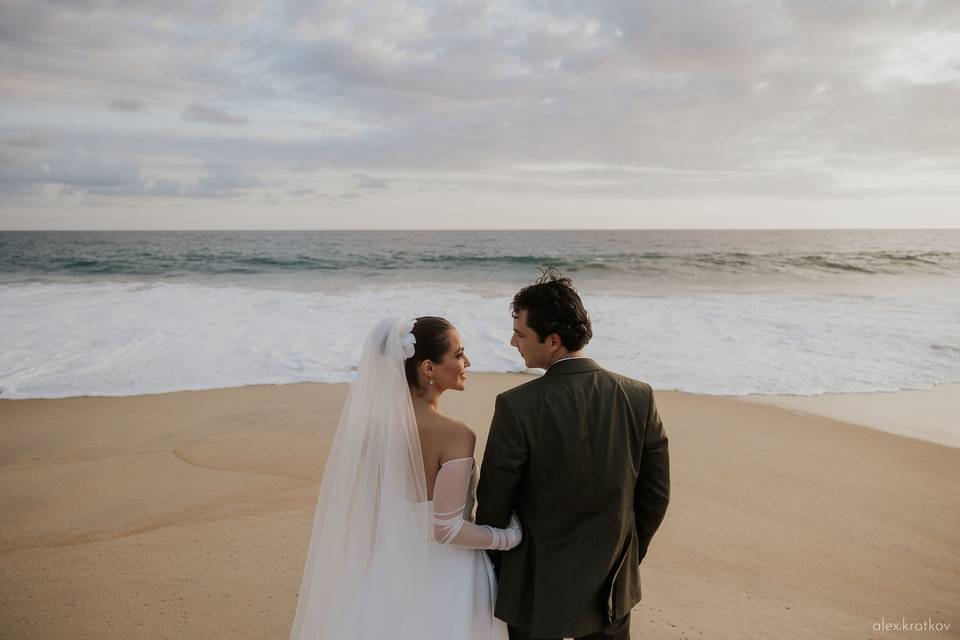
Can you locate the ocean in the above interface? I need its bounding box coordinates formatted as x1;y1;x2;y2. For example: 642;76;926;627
1;229;958;400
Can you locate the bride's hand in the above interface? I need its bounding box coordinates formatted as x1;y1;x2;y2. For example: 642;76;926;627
504;511;522;549
482;511;523;550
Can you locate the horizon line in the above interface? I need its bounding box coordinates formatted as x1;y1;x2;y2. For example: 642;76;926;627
2;227;960;232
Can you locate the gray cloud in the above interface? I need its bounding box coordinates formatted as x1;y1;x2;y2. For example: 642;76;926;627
353;173;390;190
47;150;142;187
64;162;262;198
109;97;145;112
250;0;960;176
4;133;44;148
1;0;958;219
0;141;261;199
182;102;249;126
0;148;140;194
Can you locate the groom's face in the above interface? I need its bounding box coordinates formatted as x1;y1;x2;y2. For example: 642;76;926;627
511;309;551;369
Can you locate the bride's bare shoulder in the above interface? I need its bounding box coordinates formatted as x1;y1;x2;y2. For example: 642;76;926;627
422;414;476;461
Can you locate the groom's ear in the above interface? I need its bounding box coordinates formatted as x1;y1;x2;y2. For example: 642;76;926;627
545;332;562;351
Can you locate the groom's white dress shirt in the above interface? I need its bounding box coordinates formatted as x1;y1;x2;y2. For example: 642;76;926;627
546;355;590;371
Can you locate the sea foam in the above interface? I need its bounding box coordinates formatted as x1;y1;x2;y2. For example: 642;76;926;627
2;281;958;400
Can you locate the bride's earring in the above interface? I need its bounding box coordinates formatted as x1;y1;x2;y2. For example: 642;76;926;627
428;377;434;386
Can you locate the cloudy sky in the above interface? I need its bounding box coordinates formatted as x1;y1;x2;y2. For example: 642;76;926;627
1;0;959;229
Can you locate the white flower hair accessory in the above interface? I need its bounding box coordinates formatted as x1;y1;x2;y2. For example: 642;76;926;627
399;318;417;359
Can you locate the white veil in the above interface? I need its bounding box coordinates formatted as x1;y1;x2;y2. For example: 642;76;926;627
289;317;432;639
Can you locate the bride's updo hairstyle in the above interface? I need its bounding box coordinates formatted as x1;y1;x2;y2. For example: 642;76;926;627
404;316;454;388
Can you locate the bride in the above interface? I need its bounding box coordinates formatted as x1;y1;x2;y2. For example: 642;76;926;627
288;317;522;639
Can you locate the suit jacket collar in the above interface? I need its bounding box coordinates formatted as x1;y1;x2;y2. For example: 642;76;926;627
544;357;601;376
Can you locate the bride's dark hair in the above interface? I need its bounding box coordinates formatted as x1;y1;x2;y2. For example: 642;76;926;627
405;316;454;388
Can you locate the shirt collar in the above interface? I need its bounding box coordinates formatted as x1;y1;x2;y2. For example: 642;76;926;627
544;357;601;376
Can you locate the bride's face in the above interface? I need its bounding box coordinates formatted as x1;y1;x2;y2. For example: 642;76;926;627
433;329;471;391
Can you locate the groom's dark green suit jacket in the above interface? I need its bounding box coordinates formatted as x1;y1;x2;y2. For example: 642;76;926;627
476;358;670;639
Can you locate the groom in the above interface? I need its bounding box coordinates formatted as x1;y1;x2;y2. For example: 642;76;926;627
477;270;670;640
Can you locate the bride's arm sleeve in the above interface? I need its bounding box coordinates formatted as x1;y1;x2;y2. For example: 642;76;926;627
432;458;521;550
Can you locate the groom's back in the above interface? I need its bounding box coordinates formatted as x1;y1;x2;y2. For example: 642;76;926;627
477;357;670;639
509;363;646;540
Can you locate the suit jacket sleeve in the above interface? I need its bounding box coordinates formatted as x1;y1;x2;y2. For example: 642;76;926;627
476;392;528;531
634;386;670;564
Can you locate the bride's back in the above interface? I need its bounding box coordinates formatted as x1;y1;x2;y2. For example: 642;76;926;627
414;406;476;501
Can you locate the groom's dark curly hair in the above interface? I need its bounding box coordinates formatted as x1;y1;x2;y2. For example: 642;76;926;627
511;268;592;351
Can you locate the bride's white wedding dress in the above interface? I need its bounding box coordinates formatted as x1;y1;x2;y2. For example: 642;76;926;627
333;456;512;639
422;456;508;639
288;318;517;640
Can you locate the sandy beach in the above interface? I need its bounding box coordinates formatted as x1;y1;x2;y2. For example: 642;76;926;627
1;374;957;640
743;383;960;449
